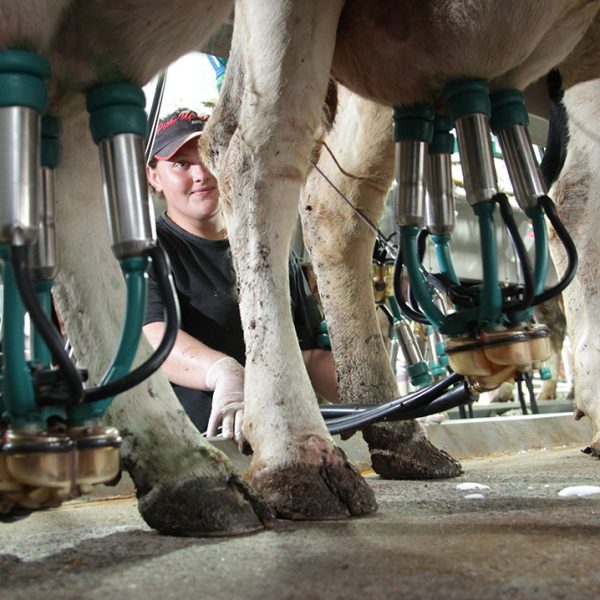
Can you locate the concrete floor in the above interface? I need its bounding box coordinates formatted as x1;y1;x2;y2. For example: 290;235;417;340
2;445;600;599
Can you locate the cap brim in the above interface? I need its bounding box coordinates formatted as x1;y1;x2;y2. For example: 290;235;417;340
154;132;202;160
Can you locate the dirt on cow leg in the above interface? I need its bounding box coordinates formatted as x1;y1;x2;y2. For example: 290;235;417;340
247;439;377;520
134;473;275;537
362;420;463;480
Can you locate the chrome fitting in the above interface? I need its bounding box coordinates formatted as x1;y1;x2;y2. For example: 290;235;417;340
31;165;58;279
98;133;156;259
426;151;455;235
0;106;40;244
496;125;546;209
394;140;427;227
454;113;498;205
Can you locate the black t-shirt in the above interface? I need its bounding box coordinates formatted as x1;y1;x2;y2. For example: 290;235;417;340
145;212;322;432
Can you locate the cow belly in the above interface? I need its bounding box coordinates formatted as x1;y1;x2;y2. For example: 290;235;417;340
332;0;599;105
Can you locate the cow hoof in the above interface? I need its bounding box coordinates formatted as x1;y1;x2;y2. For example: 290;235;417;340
249;446;378;520
582;445;600;458
362;422;463;480
137;474;275;537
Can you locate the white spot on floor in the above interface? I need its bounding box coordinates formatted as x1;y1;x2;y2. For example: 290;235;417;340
558;485;600;498
464;493;485;500
456;482;491;491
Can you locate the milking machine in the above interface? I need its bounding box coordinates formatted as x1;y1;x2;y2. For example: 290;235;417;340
322;79;577;434
0;50;179;517
372;256;432;388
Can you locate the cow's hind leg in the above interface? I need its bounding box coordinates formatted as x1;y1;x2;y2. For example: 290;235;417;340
550;79;600;455
204;0;376;519
301;87;461;479
53;110;272;536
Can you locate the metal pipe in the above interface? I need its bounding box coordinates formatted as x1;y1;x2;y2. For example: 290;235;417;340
426;152;455;234
454;113;498;205
98;133;156;259
31;166;58;280
497;125;546;210
394;319;424;365
0;106;40;244
394;140;427;227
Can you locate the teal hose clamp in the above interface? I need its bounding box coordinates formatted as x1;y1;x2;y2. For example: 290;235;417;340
0;49;50;111
539;365;552;381
444;78;491;122
407;361;432;388
41;115;62;168
429;116;454;155
317;320;331;351
393;104;435;143
489;89;529;133
436;341;450;368
87;83;147;143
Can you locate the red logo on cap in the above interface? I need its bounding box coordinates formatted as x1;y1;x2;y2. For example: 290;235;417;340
157;111;207;133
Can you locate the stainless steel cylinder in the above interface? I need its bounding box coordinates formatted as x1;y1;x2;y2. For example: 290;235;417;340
31;166;58;279
98;134;156;259
454;113;498;205
388;337;400;373
394;140;427;227
426;152;455;234
497;125;546;209
0;106;40;244
394;320;424;365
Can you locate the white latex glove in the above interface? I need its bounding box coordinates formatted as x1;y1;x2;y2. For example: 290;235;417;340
205;356;245;441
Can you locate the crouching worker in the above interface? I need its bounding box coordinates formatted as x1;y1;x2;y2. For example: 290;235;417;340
144;109;337;442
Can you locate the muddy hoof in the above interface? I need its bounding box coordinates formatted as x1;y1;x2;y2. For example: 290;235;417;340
0;503;31;523
250;447;377;520
138;474;275;537
363;422;463;480
581;446;600;458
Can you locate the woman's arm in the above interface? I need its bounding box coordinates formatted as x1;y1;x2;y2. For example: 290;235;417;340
302;348;338;403
143;322;227;389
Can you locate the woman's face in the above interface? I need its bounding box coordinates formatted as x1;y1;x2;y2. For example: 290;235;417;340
147;138;220;227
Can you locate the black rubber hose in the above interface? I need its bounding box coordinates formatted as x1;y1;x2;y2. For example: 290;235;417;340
393;241;429;324
417;227;429;262
531;194;578;305
323;372;465;434
495;193;535;311
417;229;478;309
10;244;85;403
84;245;180;402
377;302;395;327
392;381;473;421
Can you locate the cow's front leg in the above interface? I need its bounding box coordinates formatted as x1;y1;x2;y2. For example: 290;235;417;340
551;80;600;456
209;0;376;519
301;87;461;479
53;111;272;536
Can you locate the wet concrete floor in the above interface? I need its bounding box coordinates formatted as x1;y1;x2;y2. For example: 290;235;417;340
1;445;600;599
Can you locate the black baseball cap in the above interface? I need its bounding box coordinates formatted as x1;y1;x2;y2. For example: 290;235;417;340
150;108;209;160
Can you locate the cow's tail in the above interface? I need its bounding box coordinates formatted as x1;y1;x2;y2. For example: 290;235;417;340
540;68;569;188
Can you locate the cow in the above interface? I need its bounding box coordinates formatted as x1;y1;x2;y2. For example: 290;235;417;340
3;0;600;531
201;0;600;513
299;83;462;477
1;0;276;536
548;10;600;454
